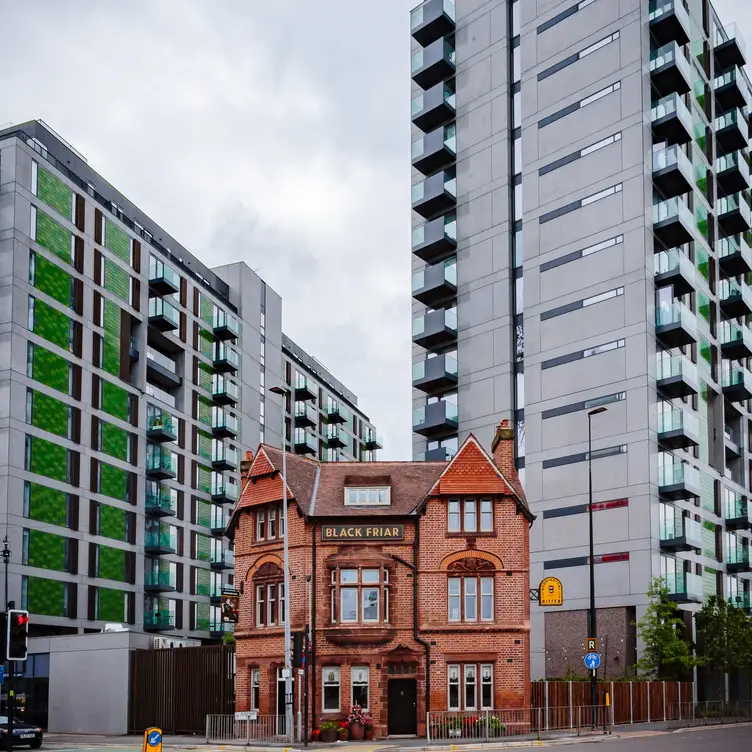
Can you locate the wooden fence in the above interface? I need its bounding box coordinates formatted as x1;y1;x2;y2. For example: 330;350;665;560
532;681;694;726
129;644;235;734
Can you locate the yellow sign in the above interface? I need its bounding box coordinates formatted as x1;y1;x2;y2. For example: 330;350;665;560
143;728;162;752
539;577;564;606
587;638;598;652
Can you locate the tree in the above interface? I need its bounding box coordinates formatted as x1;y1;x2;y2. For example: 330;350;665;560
635;578;700;680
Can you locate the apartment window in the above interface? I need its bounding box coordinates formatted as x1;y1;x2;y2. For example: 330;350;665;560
351;666;370;709
539;81;621;129
330;567;389;624
448;499;494;533
323;667;341;712
448;664;494;711
250;669;260;711
448;576;494;622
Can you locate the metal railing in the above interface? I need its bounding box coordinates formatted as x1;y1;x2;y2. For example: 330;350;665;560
206;714;292;744
427;706;612;743
668;701;752;728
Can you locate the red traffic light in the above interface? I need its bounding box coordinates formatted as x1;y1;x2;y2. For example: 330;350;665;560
15;614;28;627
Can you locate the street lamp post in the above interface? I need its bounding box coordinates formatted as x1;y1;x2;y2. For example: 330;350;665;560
587;406;606;726
269;386;293;742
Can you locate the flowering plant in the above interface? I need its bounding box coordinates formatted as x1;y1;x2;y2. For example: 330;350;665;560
347;704;367;725
339;721;349;729
311;729;321;738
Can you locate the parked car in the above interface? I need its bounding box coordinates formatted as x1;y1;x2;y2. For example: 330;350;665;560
0;717;43;748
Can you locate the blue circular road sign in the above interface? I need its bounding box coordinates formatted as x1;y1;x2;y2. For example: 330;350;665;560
147;731;162;747
584;652;601;670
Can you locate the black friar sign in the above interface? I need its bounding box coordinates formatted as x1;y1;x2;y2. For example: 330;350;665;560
321;524;405;542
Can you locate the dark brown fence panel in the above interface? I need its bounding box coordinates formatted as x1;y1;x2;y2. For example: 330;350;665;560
129;645;235;734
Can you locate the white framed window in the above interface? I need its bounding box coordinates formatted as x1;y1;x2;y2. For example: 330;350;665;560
448;500;460;532
256;509;265;541
448;663;495;710
448;664;461;710
268;507;277;539
448;579;461;622
250;669;260;710
344;486;391;506
362;586;379;622
481;577;494;621
341;588;358;622
464;500;477;532
279;503;285;536
351;666;369;709
480;664;493;709
464;665;477;710
464;578;477;622
480;500;493;532
322;666;341;712
267;584;277;626
255;585;265;628
279;583;286;626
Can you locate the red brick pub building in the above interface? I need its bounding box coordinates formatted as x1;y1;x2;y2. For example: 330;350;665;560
228;421;534;738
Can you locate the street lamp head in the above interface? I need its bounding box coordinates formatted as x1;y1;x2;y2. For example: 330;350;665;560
269;385;290;396
588;406;607;417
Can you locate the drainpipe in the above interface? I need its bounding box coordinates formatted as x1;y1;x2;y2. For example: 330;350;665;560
310;522;317;738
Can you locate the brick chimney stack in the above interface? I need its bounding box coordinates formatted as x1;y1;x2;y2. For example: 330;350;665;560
240;449;254;478
491;419;519;483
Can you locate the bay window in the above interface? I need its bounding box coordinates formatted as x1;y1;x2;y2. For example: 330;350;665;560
448;663;494;710
448;576;494;622
330;567;390;625
448;499;494;533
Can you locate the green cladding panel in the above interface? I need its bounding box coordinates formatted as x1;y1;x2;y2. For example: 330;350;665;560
102;300;121;376
105;220;130;264
196;534;211;562
37;167;73;219
99;504;127;542
197;397;213;428
703;566;718;599
26;576;67;617
97;587;125;622
98;545;127;582
30;297;72;351
36;211;73;265
101;422;129;462
702;521;717;558
29;390;70;439
195;568;211;596
197;501;211;528
195;601;211;631
200;295;214;325
197;465;212;495
198;431;212;460
101;380;130;422
31;253;73;308
104;259;131;304
27;529;67;572
197;362;213;393
199;329;214;359
27;436;68;483
99;462;127;501
26;482;68;527
28;344;71;395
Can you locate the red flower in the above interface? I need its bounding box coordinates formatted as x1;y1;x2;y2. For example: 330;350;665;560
339;721;348;728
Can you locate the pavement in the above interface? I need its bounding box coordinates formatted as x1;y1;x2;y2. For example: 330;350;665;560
37;722;752;752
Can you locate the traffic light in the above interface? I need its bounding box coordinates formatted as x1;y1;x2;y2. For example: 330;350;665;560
6;609;29;661
292;631;304;668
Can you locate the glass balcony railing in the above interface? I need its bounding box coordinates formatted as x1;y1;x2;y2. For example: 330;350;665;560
148;297;180;327
658;407;699;436
714;68;750;104
716;150;750;175
715;108;749;139
413;354;458;381
412;170;457;204
411;0;455;30
145;524;177;552
294;373;313;392
412;213;457;249
651;93;693;131
655;301;696;330
208;620;235;635
411;82;456;119
726;545;750;567
146;446;177;475
148;257;180;289
145;569;176;590
656;352;697;383
654;248;693;277
295;401;317;422
663;571;702;600
146;410;176;438
211;548;235;568
653;144;692;174
212;374;239;402
144;611;174;630
213;343;240;369
413;400;459;427
145;483;178;515
412;260;457;292
728;591;751;610
211;475;239;501
659;458;699;488
212;407;238;435
412;307;458;338
211;506;229;531
650;42;690;79
653;196;693;227
721;319;751;347
715;22;747;61
213;309;241;337
659;509;700;543
719;277;751;306
722;363;751;390
723;490;749;521
212;443;238;467
294;428;317;452
146;348;177;374
718;192;751;216
718;233;752;261
411;37;456;74
412;124;457;161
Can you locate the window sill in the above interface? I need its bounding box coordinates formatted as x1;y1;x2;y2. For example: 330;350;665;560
324;625;397;646
446;532;497;538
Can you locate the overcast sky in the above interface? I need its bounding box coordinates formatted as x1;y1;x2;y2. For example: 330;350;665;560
1;0;750;461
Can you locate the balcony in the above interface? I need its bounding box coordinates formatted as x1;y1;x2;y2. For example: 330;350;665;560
326;426;349;449
652;145;693;198
411;37;456;90
665;571;703;604
143;612;175;631
212;408;238;439
413;400;458;438
649;0;690;46
148;257;180;296
210;548;235;571
211;476;239;504
714;68;749;114
719;278;752;318
146;411;177;443
413;353;459;395
412;80;456;132
145;483;178;518
212;442;239;472
213;342;239;374
210;507;229;536
412;170;457;220
209;621;235;639
148;297;180;333
658;457;700;499
294;428;317;455
411;0;455;46
723;492;751;531
145;525;177;555
659;509;702;553
412;124;456;176
413;307;458;349
722;364;752;402
728;591;751;613
650;42;691;96
725;424;742;457
364;430;383;450
294;374;317;401
714;23;747;72
721;320;752;359
210;586;223;605
146;348;181;390
212;374;239;406
412;260;457;306
146;445;177;480
213;310;240;341
324;400;349;425
715;109;749;155
652;94;693;145
414;446;455;461
657;352;698;398
655;301;697;348
413;213;457;263
653;197;695;247
716;151;750;194
658;407;699;449
654;249;695;297
718;233;752;276
726;545;751;574
294;401;317;428
145;569;177;593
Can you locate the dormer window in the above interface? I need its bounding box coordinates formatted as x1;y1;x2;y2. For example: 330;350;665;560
344;487;391;506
